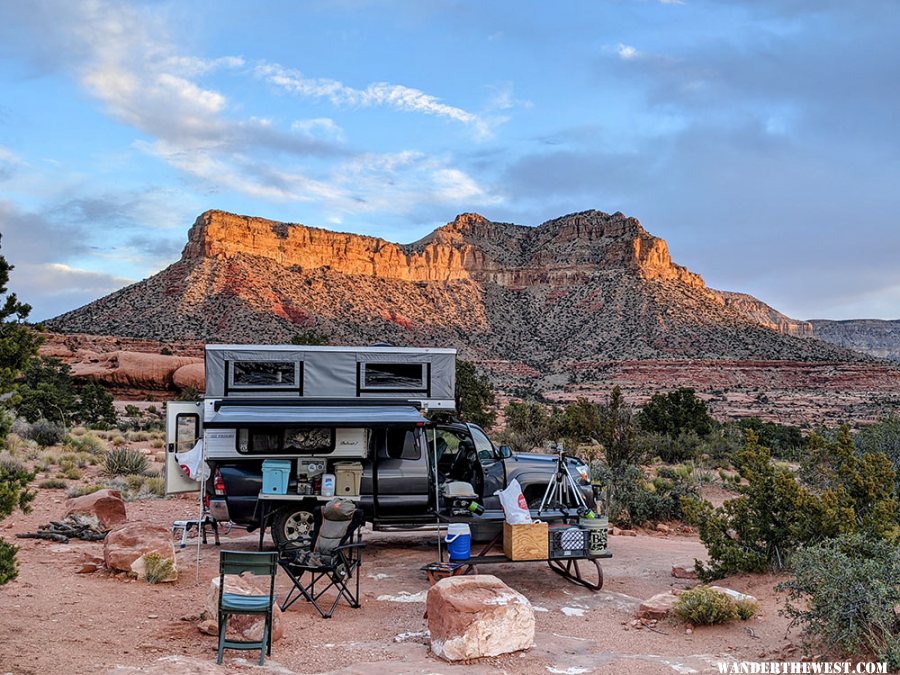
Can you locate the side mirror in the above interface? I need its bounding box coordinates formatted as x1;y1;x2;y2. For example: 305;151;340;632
498;445;512;459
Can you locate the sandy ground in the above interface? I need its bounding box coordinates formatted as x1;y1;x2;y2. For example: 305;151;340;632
0;489;800;675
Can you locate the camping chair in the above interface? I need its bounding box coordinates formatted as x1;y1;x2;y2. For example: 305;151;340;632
278;498;366;619
216;550;278;665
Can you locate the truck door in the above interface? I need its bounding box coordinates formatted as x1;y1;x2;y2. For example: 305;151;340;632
165;401;202;494
468;425;506;510
371;427;430;519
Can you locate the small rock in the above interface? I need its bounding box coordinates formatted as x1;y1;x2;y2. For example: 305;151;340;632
609;526;622;536
685;628;693;635
671;563;699;580
638;591;678;620
655;523;671;534
620;529;637;537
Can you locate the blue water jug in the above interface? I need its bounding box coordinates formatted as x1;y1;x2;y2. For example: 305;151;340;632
446;523;471;561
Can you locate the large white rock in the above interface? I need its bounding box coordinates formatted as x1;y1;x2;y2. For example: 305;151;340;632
199;574;284;644
426;574;534;661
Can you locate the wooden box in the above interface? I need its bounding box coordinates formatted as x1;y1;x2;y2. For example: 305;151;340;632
503;521;549;561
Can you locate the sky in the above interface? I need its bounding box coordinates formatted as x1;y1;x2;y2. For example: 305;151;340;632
0;0;898;322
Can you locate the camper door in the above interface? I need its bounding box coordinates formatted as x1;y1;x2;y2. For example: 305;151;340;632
165;401;202;494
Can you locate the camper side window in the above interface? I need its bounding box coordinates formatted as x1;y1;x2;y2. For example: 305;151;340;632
238;427;336;454
360;362;427;391
229;361;301;390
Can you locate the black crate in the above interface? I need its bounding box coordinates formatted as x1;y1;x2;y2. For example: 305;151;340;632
548;526;590;559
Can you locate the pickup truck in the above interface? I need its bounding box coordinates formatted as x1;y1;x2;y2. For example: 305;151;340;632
205;419;595;546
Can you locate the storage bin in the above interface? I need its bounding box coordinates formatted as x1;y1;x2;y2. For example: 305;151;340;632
548;525;590;559
261;459;292;495
334;461;363;496
503;521;549;561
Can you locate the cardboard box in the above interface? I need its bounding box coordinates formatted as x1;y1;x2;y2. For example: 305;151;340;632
503;521;549;561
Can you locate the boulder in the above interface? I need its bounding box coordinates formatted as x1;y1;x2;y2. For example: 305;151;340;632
655;523;671;535
710;586;757;603
638;591;679;620
77;551;105;574
173;362;205;391
65;489;127;531
671;562;699;580
104;522;176;581
200;574;284;643
426;574;534;661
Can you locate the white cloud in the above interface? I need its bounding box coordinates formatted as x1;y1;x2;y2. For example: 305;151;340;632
617;44;640;60
658;0;685;5
10;262;133;321
291;117;346;142
256;63;492;138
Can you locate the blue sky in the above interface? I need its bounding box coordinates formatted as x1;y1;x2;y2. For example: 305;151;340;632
1;0;898;322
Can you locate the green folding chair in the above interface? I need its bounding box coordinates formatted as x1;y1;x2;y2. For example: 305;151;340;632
216;550;278;665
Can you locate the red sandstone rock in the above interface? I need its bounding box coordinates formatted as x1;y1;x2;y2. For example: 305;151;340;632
65;489;127;531
426;574;534;661
638;591;679;620
104;523;176;581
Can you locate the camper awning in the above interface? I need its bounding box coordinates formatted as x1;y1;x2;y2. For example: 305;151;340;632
205;405;426;428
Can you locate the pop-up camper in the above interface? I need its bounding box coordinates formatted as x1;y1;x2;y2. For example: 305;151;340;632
166;344;594;546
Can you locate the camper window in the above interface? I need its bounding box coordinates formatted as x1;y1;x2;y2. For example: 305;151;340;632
360;362;427;391
230;361;300;389
238;427;336;454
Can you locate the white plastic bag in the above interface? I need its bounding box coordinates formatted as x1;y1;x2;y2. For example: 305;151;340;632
495;478;532;525
175;439;210;482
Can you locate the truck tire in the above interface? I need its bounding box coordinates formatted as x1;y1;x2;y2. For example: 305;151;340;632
271;504;316;547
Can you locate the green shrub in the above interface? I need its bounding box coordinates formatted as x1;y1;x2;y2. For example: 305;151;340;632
142;552;175;584
66;484;104;498
127;431;150;442
125;474;145;492
65;433;106;455
104;448;148;476
735;599;758;621
597;463;699;527
778;534;900;668
683;430;899;580
59;466;81;480
140;476;165;497
149;438;164;449
674;586;743;625
26;419;65;447
109;434;126;447
39;478;68;489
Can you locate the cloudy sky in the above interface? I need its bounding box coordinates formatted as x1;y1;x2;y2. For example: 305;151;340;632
1;0;898;322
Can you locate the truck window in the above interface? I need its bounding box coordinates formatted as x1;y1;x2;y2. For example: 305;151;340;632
470;427;495;461
375;429;421;460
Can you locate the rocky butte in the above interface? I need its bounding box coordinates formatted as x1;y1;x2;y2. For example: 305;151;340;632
45;209;900;422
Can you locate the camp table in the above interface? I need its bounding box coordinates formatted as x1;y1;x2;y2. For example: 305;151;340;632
428;508;611;591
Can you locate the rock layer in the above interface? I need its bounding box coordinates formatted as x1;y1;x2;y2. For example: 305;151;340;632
47;209;863;371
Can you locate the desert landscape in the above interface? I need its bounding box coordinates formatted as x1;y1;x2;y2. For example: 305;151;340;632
3;2;900;673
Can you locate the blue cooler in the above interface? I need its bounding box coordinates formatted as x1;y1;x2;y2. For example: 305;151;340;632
262;459;291;494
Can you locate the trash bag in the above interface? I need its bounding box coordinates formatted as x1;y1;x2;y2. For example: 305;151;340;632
175;439;210;481
495;479;532;525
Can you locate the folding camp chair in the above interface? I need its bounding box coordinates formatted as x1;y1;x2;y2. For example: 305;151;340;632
216;550;278;665
278;498;365;619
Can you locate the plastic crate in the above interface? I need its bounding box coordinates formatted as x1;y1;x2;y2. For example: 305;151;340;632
548;526;590;559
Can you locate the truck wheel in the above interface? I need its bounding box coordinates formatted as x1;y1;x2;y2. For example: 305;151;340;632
272;505;315;546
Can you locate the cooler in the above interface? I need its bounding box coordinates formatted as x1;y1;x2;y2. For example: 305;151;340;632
334;461;363;496
261;459;292;495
